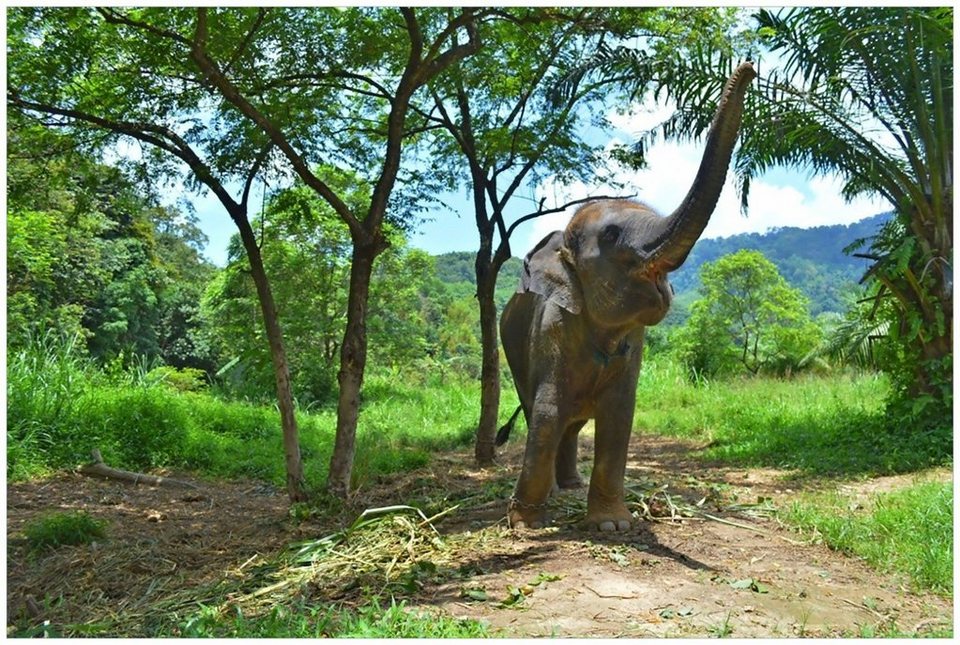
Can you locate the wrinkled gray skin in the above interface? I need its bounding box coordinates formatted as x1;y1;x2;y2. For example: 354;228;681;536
499;62;756;531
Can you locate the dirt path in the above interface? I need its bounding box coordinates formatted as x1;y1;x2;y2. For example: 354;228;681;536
5;434;953;637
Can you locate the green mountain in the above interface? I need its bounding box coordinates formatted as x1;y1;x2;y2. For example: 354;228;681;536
433;251;523;309
671;212;891;315
433;212;891;317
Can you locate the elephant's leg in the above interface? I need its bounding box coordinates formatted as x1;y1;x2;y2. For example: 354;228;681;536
584;383;637;532
509;386;563;529
555;420;586;490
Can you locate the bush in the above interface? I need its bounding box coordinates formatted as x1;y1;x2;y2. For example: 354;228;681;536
146;365;209;392
23;511;107;552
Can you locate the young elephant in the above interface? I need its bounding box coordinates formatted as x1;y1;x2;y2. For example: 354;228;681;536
498;62;756;531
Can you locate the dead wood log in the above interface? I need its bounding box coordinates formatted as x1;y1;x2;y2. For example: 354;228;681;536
77;449;200;490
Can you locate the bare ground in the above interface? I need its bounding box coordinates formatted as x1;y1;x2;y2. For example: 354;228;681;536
5;433;953;637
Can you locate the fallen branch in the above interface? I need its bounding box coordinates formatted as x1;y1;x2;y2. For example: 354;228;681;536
584;584;639;600
77;449;200;490
699;512;808;546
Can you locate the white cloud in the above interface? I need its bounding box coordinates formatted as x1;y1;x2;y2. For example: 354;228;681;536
515;136;890;254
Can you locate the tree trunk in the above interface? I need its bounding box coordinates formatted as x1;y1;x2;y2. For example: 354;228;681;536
233;210;308;502
474;256;501;466
327;240;378;497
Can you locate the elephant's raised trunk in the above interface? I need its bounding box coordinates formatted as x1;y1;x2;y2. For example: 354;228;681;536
645;61;756;270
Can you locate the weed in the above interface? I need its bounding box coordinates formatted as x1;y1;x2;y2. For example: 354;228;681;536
23;511;107;552
708;612;734;637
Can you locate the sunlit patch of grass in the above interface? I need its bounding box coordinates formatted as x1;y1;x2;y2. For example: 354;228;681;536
783;480;953;595
633;358;947;477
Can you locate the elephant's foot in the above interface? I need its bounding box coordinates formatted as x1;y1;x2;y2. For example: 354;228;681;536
507;496;550;530
582;503;634;532
556;473;585;490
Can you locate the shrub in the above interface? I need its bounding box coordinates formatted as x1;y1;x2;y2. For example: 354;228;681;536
23;511;107;552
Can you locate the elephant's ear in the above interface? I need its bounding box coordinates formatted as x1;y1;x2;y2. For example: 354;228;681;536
518;231;583;315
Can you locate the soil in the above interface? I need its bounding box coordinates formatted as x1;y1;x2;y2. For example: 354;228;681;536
5;433;953;637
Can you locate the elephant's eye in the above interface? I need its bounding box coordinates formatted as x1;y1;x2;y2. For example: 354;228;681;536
599;224;621;246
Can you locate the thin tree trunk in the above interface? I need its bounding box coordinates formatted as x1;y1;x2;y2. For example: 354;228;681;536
233;210;307;502
327;242;377;497
475;259;500;466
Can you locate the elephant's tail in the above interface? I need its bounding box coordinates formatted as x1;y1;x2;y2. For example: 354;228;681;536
495;405;523;446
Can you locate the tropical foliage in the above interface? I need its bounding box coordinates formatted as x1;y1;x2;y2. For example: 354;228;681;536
7;121;215;368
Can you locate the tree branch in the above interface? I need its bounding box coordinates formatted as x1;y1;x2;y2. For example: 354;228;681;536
504;193;634;240
97;7;193;47
241;143;274;212
188;8;363;237
7;92;254;227
222;8;268;78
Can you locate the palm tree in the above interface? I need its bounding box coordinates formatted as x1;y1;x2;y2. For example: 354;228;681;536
745;8;951;399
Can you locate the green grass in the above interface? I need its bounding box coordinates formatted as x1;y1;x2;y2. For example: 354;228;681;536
23;511;107;552
6;335;501;489
633;357;949;477
172;600;490;638
783;480;953;595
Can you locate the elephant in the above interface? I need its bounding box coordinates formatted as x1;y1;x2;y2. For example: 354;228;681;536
497;62;756;531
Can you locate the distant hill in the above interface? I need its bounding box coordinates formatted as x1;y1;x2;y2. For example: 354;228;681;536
433;251;523;309
671;212;892;315
433;212;892;316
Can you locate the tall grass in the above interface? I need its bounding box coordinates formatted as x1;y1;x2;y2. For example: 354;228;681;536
9;336;945;487
6;334;494;488
7;332;99;479
633;357;948;477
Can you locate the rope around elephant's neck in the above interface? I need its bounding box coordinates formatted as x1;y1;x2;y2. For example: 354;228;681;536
593;339;630;367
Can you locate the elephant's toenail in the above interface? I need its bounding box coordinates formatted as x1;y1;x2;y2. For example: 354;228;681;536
617;520;631;531
513;521;527;530
598;521;616;532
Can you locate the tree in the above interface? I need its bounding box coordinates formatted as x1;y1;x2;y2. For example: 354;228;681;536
202;192;351;406
204;181;438;407
750;8;952;412
672;250;821;377
180;7;481;496
7;119;214;366
423;7;738;464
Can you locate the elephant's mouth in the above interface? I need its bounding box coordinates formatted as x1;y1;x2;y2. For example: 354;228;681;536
652;272;672;309
588;270;671;327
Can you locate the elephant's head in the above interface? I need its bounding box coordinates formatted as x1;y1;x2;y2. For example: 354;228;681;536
554;62;756;328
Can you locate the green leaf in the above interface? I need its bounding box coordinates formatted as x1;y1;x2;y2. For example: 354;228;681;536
462;588;488;602
499;585;527;608
728;578;768;593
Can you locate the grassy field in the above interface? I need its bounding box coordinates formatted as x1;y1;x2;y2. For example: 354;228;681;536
633;357;949;477
7;341;952;635
7;337;509;490
783;480;953;596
